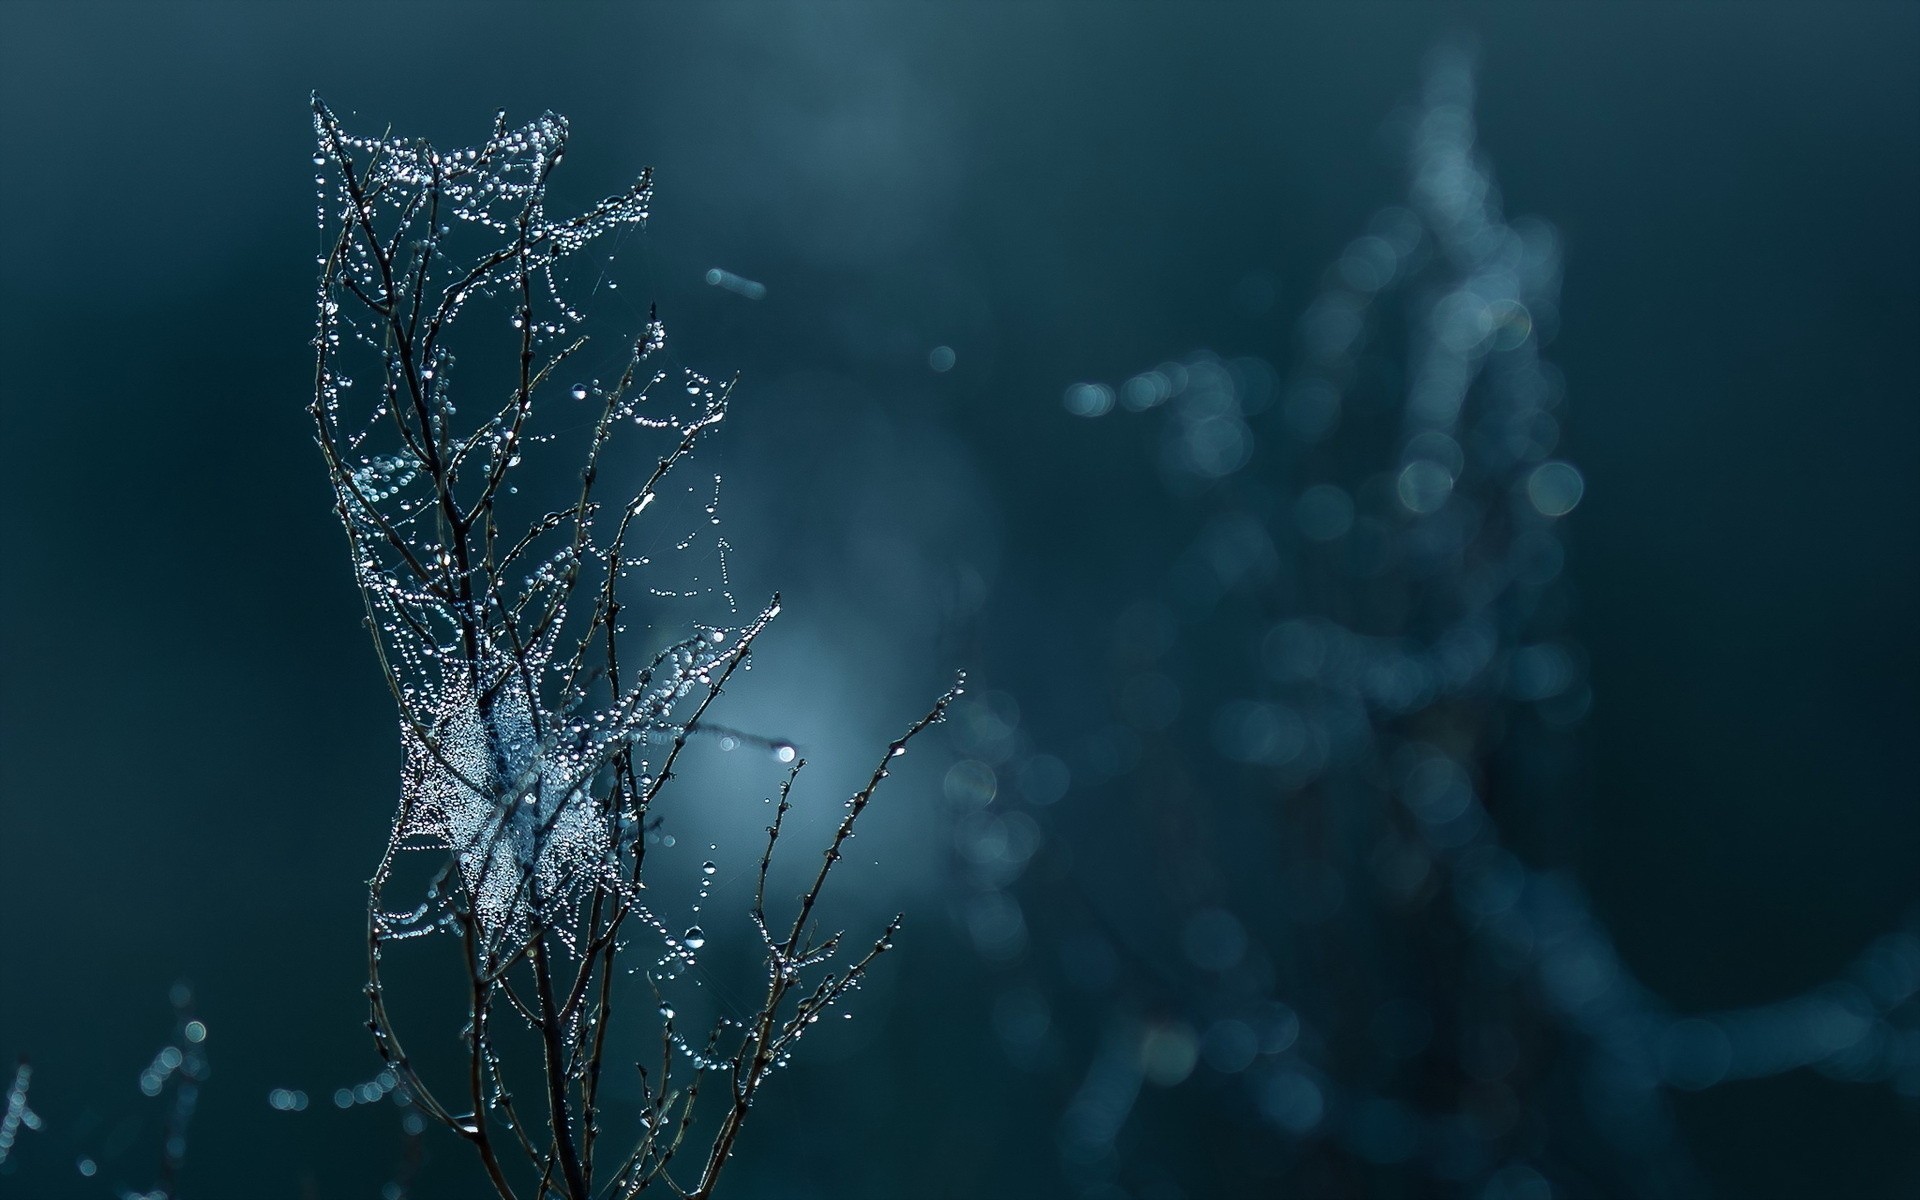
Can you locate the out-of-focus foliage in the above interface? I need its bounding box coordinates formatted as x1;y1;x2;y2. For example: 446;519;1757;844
952;45;1920;1199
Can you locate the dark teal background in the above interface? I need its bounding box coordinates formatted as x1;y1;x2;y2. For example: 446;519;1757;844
1;3;1916;1196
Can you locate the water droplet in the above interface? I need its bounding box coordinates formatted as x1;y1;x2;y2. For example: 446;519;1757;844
1527;460;1585;517
571;383;589;400
683;927;706;949
773;742;797;764
702;861;717;876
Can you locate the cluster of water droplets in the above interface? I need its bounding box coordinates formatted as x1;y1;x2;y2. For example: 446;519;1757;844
312;98;771;951
313;100;648;250
0;1061;38;1168
31;987;212;1193
307;99;975;1200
